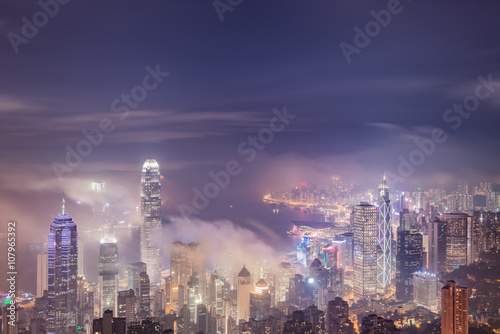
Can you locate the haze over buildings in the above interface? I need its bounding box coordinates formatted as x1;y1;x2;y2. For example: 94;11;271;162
2;1;500;333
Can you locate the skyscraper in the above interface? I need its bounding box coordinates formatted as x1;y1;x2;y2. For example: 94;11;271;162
276;262;296;303
428;219;446;274
92;310;126;334
472;210;500;253
441;281;468;334
36;252;48;298
250;278;271;320
98;236;119;315
457;181;472;213
442;213;470;273
139;271;151;319
377;176;392;294
140;159;162;286
177;304;190;334
353;203;378;300
170;241;206;311
335;233;354;268
165;276;172;314
47;199;78;334
237;265;253;323
78;239;84;278
196;304;208;334
327;297;354;334
413;271;437;311
396;229;423;301
117;289;135;327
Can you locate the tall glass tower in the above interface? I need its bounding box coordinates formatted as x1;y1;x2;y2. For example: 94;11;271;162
442;213;470;272
353;203;378;300
377;175;392;294
98;236;119;315
140;159;162;285
47;199;78;334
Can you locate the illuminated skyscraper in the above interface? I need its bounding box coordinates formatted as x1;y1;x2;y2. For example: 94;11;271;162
335;233;354;268
140;159;162;286
442;213;470;273
177;304;190;334
441;281;468;334
98;236;119;315
170;241;206;311
250;279;271;320
428;219;446;274
457;181;472;213
377;176;392;294
128;262;147;317
47;199;78;334
472;210;500;253
36;252;48;298
327;297;354;334
353;203;378;300
128;262;147;294
448;181;473;213
396;229;423;301
117;289;135;327
164;276;172;314
139;272;151;319
196;304;208;334
237;265;253;323
276;262;296;303
78;239;84;278
413;271;437;311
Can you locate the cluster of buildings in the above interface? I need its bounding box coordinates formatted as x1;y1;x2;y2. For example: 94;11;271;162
2;162;500;334
287;176;500;333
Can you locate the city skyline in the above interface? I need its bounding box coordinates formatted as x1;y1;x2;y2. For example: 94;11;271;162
2;1;500;333
4;158;500;333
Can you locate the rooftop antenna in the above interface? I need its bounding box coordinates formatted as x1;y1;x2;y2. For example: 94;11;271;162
62;192;66;215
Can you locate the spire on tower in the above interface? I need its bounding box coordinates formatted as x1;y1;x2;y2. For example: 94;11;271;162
62;194;66;215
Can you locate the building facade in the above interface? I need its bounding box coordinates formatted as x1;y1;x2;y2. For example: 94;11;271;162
353;203;378;300
396;230;423;301
140;159;162;286
98;236;119;315
36;252;48;298
442;213;470;273
413;271;437;311
441;280;468;334
377;176;392;295
47;201;78;334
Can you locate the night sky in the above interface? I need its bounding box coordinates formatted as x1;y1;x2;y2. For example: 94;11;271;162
1;0;500;289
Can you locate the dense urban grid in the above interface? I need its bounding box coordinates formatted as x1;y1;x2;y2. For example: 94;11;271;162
3;159;500;334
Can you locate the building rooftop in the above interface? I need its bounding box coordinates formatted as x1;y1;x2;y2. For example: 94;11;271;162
238;266;251;277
